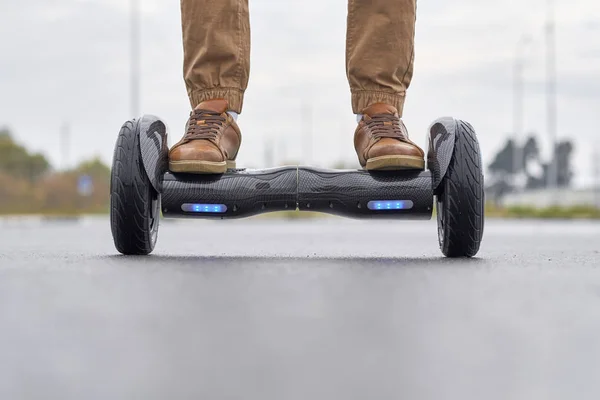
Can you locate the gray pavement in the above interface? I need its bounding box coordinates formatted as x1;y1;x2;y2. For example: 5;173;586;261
0;217;599;399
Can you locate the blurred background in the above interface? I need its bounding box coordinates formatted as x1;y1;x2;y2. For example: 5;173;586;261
1;0;599;217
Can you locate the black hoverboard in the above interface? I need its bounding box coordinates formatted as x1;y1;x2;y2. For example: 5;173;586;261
109;116;484;257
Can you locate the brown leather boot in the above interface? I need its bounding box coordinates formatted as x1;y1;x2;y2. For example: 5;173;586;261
169;99;241;174
354;103;425;170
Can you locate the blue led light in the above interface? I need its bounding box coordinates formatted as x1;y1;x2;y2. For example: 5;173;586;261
367;200;414;211
181;203;228;213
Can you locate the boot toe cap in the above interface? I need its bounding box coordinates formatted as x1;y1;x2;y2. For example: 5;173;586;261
368;138;424;159
169;142;224;163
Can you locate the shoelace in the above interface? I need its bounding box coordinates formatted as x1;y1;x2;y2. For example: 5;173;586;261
184;109;227;141
365;113;407;140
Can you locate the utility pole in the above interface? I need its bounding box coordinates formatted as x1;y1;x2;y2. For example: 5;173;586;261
594;144;600;208
60;122;70;170
546;0;558;189
339;123;346;168
130;0;141;117
513;52;523;183
513;36;531;187
278;137;287;166
264;137;274;167
302;102;313;165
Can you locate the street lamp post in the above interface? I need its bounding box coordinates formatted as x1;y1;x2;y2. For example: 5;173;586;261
60;122;70;171
513;36;531;187
546;0;558;189
594;143;600;208
302;101;313;165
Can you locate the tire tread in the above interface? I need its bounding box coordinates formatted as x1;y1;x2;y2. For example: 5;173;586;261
439;120;484;257
110;119;158;255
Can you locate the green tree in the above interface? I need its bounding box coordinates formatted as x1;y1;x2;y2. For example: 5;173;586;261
0;128;51;182
75;157;110;178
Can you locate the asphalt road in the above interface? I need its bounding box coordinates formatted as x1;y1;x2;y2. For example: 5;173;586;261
0;217;599;399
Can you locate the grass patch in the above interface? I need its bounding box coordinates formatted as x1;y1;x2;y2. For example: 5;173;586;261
486;204;600;219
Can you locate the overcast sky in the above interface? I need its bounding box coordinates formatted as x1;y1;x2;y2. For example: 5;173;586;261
1;0;599;186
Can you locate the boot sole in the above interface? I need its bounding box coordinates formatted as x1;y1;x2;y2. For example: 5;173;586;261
365;155;425;171
169;160;236;174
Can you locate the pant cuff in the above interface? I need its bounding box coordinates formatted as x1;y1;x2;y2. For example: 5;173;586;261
188;88;245;113
352;90;406;116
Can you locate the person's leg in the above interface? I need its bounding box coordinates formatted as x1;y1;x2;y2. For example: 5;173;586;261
181;0;250;113
346;0;415;115
170;0;249;174
348;0;424;170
